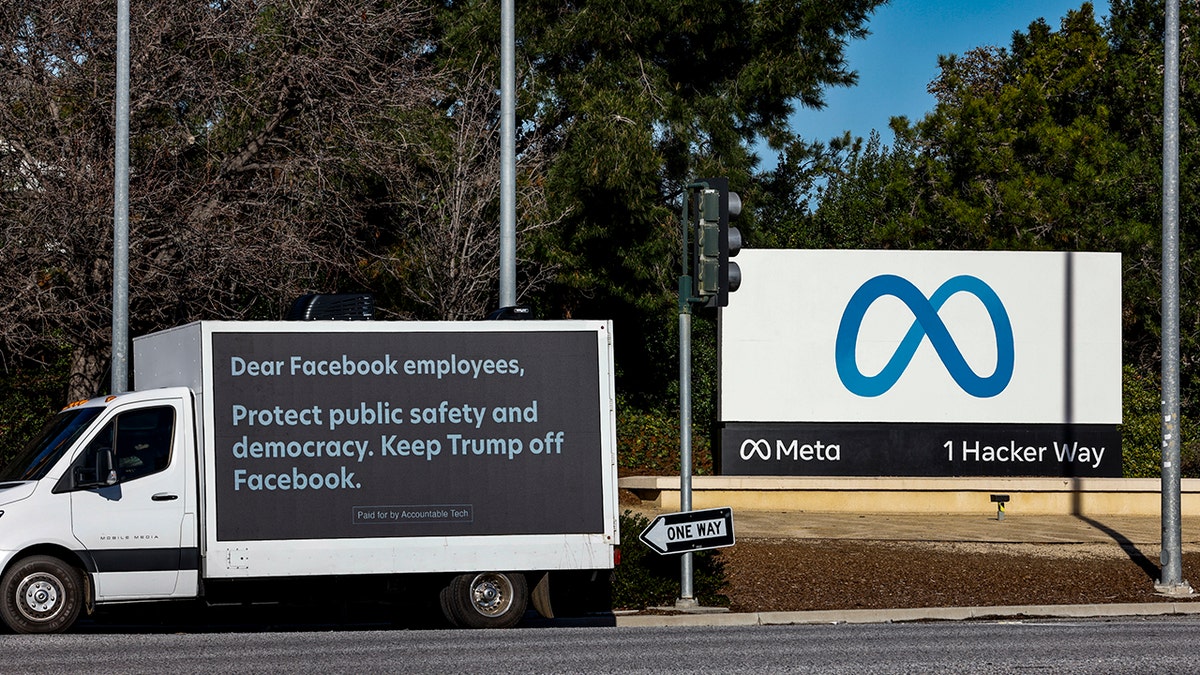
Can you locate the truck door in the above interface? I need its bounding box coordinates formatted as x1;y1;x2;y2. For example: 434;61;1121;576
61;397;196;601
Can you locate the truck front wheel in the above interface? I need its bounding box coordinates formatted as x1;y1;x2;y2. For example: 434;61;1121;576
443;572;527;629
0;555;84;634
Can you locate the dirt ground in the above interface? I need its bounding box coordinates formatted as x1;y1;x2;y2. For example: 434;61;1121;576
616;483;1200;612
716;538;1200;612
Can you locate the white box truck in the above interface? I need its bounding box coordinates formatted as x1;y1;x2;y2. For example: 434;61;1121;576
0;320;618;633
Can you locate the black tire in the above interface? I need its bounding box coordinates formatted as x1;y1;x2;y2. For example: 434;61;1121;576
530;570;612;619
0;556;84;634
438;584;461;628
443;572;527;629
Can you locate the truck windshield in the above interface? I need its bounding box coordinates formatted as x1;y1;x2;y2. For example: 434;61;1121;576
0;408;103;482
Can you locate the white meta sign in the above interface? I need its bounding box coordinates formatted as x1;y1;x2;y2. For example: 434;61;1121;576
720;249;1122;425
638;507;735;555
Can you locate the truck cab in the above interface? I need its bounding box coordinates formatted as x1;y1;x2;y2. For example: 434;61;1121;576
0;388;199;633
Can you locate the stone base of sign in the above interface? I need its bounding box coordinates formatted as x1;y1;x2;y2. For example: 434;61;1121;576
620;476;1200;517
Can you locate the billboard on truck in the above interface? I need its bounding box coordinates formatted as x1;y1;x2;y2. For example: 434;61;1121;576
718;250;1122;477
134;320;616;549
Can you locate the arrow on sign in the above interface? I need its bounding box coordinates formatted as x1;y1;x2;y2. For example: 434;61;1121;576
638;507;735;555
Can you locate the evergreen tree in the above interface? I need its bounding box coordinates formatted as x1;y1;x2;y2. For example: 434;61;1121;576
765;2;1200;466
433;0;886;408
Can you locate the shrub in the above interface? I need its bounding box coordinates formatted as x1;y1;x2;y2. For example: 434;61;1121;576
610;510;729;610
1122;364;1161;478
1122;364;1200;478
617;407;712;476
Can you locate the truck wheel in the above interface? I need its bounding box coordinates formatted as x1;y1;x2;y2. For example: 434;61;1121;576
531;570;611;618
438;585;461;628
444;572;527;629
0;556;84;634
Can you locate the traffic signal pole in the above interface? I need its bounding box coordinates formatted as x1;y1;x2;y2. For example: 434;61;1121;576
676;186;701;609
676;179;741;609
677;301;697;607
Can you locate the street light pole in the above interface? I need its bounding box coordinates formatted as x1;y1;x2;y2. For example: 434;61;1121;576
1157;0;1190;595
111;0;131;395
498;0;516;308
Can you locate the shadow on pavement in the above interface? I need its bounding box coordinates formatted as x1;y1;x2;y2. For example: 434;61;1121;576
1074;514;1161;582
73;600;616;634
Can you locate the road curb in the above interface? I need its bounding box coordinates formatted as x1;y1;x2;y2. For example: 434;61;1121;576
613;602;1200;627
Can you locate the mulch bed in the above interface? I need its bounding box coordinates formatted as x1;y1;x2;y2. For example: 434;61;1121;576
718;539;1200;612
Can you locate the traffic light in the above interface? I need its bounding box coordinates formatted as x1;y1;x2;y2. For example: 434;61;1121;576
691;177;742;307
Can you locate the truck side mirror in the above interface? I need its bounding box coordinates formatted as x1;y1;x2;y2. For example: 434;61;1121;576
101;448;118;486
75;447;118;489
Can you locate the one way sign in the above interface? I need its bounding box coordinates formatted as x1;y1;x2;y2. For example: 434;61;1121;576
638;507;735;555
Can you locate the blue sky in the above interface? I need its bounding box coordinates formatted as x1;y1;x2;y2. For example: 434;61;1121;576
763;0;1110;164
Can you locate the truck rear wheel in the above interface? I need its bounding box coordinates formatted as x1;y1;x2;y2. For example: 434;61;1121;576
531;570;612;618
0;555;84;634
442;572;527;629
438;584;461;628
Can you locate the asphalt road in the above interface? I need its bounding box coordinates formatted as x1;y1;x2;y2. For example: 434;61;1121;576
5;617;1200;673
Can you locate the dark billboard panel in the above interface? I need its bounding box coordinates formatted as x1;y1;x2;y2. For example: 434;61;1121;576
209;329;606;541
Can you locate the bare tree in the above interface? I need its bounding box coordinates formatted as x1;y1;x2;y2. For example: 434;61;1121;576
371;63;563;321
1;0;444;397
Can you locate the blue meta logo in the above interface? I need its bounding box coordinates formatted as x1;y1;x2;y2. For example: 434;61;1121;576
835;274;1015;398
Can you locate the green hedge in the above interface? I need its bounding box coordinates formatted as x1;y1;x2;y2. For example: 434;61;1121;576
617;407;712;476
610;510;729;609
1122;364;1161;478
1121;364;1200;479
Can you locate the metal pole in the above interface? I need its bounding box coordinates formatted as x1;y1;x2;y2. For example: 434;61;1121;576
1158;0;1188;593
678;306;695;606
676;188;697;608
498;0;517;308
111;0;130;394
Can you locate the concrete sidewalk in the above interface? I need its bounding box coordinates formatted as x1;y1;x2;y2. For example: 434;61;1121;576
623;504;1200;546
610;602;1200;628
721;510;1200;547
